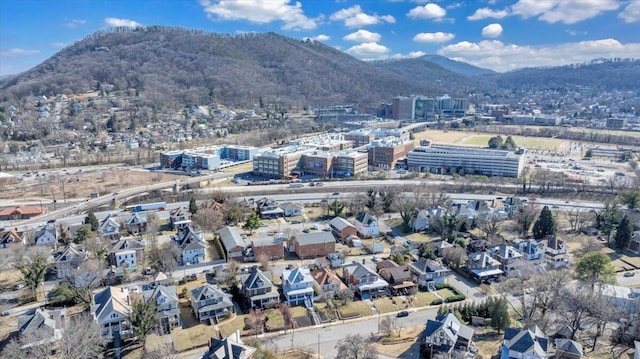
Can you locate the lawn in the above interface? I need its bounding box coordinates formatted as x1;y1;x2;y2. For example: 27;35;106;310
472;328;503;359
412;291;438;307
264;308;285;329
373;297;407;314
218;313;250;338
436;288;456;299
171;324;220;352
337;300;373;318
314;303;337;321
289;306;309;319
620;255;640;268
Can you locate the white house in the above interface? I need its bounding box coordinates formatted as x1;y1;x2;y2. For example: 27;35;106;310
282;202;305;217
327;252;345;268
354;212;379;238
35;224;58;246
190;284;235;324
501;326;549;359
91;287;132;340
174;226;206;265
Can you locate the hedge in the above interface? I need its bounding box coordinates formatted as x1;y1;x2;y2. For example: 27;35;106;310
431;298;443;305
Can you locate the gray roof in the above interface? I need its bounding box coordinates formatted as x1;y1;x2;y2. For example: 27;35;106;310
18;308;57;335
355;212;376;226
207;331;256;359
557;339;583;356
410;258;448;275
329;217;355;231
296;231;335;246
243;267;275;290
109;236;145;254
218;226;248;251
503;327;548;356
143;285;178;304
425;313;474;343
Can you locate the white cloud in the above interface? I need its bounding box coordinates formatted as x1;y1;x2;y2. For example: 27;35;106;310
438;38;640;72
481;23;503;37
346;42;391;56
413;32;455;43
467;7;509;20
407;3;446;20
386;51;427;60
104;17;142;28
304;34;330;42
343;29;382;43
199;0;317;30
64;19;86;28
330;5;395;27
510;0;620;24
1;48;40;56
619;1;640;23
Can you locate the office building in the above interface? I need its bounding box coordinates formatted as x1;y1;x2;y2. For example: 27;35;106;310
159;145;258;170
407;143;525;178
367;137;415;169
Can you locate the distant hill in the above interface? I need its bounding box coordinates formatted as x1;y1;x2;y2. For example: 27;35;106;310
0;26;455;107
416;54;495;76
488;58;640;91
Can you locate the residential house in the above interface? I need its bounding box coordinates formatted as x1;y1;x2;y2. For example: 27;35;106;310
256;198;284;219
91;286;132;340
108;236;145;270
190;284;235;324
390;244;408;256
218;226;249;261
0;205;45;220
487;244;523;275
251;237;284;260
205;330;256;359
242;267;279;309
466;252;503;282
501;326;549;359
422;312;474;358
451;201;477;222
0;229;23;248
342;261;388;299
514;239;545;261
125;213;147;234
282;267;315;307
169;207;192;230
430;240;453;257
142;284;181;334
377;261;416;295
467;239;488;253
410;208;433;232
282;202;304;217
294;232;336;259
314;257;329;268
354;212;379;238
52;244;86;279
34;224;58;246
628;231;640;255
327;252;345;268
174;226;206;265
556;339;583;359
329;217;357;241
311;267;347;299
99;214;121;241
17;308;65;349
600;284;640;314
409;258;450;289
543;236;570;269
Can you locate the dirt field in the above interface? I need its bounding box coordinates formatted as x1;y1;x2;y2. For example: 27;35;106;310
413;129;570;151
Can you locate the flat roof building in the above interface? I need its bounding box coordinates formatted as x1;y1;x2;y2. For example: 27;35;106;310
407;143;525;178
160;145;259;170
367;137;415;169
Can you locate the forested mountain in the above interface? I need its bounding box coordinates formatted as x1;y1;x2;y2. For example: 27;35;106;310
0;26;456;108
415;54;495;76
486;58;640;91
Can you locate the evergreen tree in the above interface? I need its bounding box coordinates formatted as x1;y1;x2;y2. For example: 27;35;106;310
488;135;504;149
575;252;616;289
502;136;517;150
533;205;556;239
490;297;510;333
614;215;633;251
243;211;262;235
129;300;158;341
84;212;99;231
189;196;198;215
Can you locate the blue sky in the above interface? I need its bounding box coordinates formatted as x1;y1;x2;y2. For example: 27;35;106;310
1;0;639;76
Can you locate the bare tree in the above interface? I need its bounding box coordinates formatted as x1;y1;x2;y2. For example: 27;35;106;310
379;316;393;337
513;202;539;238
148;242;181;275
556;285;592;340
441;246;467;270
192;206;225;236
565;208;589;233
477;213;503;242
63;259;105;304
14;246;50;298
335;334;378;359
279;303;294;330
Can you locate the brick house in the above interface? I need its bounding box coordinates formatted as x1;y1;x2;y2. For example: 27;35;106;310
251;237;284;260
329;217;357;241
294;232;336;259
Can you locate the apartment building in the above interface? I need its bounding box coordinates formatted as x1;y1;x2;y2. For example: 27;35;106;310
160;145;259;170
407;143;526;178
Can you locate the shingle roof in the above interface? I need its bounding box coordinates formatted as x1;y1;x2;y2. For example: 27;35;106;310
503;327;548;356
91;286;131;322
207;331;256;359
217;226;248;251
355;212;376;226
296;231;335;246
330;217;355;231
410;258;448;274
243;267;274;290
557;339;583;356
54;244;86;263
109;236;145;254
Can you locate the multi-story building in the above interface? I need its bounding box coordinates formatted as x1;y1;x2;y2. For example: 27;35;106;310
190;284;235;324
294;232;336;259
502;114;561;126
159;145;259;170
392;96;415;120
407;143;526;178
242;267;280;309
91;287;133;341
282;267;315;306
367;137;415;169
251;237;284;260
252;146;310;179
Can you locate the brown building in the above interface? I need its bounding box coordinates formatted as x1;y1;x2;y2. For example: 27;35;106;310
294;232;336;259
345;133;375;148
329;217;357;241
251;237;284;260
367;137;415;169
0;205;45;220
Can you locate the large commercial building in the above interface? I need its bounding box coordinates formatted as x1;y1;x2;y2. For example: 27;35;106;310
345;128;409;148
407;143;526;178
160;145;259;170
393;94;468;121
502;114;561;126
367;137;415;169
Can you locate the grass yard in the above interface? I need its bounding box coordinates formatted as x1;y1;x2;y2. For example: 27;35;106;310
264;309;285;328
472;328;503;359
218;313;250;338
413;130;473;143
436;288;456;299
373;297;408;314
314;303;338;321
620;255;640;268
412;291;438;307
338;300;373;318
171;324;220;352
413;128;570;151
289;306;309;319
374;324;423;358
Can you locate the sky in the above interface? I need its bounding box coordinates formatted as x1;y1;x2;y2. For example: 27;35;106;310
1;0;640;76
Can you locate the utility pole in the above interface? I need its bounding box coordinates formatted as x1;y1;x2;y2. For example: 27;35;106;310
317;333;320;359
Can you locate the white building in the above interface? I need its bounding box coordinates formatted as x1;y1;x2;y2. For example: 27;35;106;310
407;143;525;178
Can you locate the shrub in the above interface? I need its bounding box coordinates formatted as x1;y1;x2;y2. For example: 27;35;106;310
431;298;443;305
447;294;466;303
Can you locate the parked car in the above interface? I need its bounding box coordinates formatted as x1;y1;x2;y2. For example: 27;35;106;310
624;271;635;277
1;310;10;316
142;267;152;275
396;311;409;317
13;283;26;290
332;192;340;195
